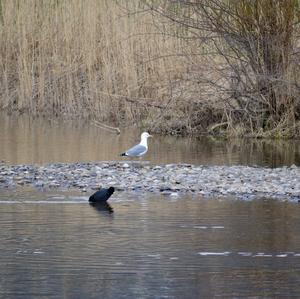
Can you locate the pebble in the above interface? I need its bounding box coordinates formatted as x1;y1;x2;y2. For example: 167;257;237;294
0;162;299;200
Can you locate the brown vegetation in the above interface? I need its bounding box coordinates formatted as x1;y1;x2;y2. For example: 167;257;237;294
0;0;300;137
145;0;300;137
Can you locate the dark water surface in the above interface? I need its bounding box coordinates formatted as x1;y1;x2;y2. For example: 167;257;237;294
1;115;300;298
0;114;300;167
1;191;300;299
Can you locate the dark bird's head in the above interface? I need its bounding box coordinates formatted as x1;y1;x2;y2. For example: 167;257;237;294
108;187;115;195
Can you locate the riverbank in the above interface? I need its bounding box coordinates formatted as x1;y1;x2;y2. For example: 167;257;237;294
0;161;299;200
1;1;300;138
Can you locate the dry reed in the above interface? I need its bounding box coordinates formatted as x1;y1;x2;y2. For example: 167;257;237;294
0;0;196;131
0;0;299;137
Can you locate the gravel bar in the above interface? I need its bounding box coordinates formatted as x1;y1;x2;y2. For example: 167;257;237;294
0;161;299;200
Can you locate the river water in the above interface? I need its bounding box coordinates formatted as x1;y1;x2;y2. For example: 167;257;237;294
0;114;299;167
1;114;300;298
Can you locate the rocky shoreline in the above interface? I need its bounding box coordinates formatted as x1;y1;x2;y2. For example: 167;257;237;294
0;161;299;200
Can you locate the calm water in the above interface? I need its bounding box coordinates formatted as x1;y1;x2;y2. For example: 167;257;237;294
0;114;300;167
1;115;300;298
1;190;300;299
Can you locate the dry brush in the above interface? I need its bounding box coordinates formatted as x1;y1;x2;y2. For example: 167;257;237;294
0;0;300;137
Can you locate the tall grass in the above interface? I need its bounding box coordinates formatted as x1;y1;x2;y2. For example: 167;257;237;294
0;0;194;130
0;0;299;137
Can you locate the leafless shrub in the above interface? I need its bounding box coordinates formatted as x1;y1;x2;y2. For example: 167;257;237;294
144;0;300;137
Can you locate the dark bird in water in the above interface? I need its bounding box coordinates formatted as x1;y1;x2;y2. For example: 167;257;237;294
89;187;115;203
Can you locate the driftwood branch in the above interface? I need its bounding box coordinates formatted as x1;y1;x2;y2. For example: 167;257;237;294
92;120;121;134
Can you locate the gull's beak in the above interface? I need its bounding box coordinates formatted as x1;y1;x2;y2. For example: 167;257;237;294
149;134;153;138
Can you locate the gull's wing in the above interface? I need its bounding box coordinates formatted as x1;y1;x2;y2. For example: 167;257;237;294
125;144;147;157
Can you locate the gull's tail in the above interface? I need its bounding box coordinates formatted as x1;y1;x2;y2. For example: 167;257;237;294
120;152;127;156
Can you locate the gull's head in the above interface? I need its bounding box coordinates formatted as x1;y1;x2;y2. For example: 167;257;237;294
141;132;152;140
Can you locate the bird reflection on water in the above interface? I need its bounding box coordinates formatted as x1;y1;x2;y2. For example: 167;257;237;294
89;202;114;213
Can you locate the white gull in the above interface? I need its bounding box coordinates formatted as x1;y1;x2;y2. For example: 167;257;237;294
120;132;152;157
